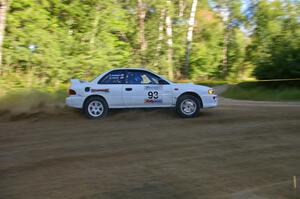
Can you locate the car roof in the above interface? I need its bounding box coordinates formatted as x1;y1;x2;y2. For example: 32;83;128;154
91;67;172;84
110;68;151;71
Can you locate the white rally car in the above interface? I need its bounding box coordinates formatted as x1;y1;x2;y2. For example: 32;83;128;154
66;68;217;118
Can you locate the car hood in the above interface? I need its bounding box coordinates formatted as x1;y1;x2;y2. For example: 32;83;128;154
172;82;212;90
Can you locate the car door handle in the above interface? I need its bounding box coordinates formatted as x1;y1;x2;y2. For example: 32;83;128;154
125;88;132;91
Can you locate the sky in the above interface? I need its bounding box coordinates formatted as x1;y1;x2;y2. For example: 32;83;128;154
208;0;253;35
242;0;252;14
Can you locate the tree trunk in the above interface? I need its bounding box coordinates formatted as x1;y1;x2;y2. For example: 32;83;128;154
90;5;101;49
184;0;198;78
166;0;174;80
137;0;146;66
179;0;185;17
155;8;165;71
177;0;186;79
0;0;8;75
222;25;229;78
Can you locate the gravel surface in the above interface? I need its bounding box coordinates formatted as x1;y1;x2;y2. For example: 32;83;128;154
0;94;299;199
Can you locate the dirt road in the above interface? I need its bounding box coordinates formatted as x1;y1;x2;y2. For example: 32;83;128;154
0;96;299;199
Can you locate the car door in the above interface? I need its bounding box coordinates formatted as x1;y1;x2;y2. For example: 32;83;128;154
123;70;173;107
94;70;125;107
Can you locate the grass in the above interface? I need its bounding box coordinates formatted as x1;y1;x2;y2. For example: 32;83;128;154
0;88;68;115
222;81;300;101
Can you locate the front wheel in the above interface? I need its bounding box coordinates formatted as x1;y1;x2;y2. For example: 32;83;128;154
176;95;201;118
83;97;109;119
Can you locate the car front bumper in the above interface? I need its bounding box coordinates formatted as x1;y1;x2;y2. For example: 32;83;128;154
66;96;85;108
202;94;218;108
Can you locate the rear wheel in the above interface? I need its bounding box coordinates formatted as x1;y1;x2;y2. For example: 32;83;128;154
83;97;108;119
176;95;201;118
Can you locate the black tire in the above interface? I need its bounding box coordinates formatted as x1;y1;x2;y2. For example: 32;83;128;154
176;94;201;118
83;96;109;119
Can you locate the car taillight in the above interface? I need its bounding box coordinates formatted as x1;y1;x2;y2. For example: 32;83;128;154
69;89;76;95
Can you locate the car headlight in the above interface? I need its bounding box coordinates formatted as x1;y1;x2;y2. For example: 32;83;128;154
208;89;215;95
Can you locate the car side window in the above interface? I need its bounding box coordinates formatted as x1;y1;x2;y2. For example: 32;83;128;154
99;70;126;84
126;71;161;84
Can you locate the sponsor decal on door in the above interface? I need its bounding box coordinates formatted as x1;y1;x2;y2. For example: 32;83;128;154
144;85;163;90
144;91;163;104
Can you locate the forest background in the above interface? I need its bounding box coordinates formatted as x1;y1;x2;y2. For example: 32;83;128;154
0;0;299;97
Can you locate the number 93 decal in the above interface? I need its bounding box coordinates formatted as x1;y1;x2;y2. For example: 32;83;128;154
148;91;159;99
145;91;162;104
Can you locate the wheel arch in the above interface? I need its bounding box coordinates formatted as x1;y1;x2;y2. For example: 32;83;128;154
177;92;203;108
83;94;108;108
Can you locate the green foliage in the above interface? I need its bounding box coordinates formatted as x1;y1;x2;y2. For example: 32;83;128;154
222;80;300;101
247;0;300;79
0;0;299;95
3;0;135;86
190;8;224;80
